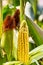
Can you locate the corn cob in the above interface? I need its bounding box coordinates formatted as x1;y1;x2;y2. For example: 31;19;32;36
17;20;29;64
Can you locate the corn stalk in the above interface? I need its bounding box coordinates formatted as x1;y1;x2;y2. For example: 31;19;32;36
20;0;25;22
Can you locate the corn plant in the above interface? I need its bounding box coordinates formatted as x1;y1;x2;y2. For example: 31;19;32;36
0;0;43;65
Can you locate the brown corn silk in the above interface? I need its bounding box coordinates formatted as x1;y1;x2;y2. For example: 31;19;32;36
12;9;20;29
3;15;14;31
3;9;20;31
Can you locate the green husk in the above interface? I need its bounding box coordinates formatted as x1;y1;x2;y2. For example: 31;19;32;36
12;30;18;60
1;30;13;61
1;29;18;61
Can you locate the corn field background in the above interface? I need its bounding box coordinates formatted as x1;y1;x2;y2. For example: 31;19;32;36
0;0;43;65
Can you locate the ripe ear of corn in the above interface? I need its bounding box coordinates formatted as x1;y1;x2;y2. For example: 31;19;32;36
17;20;29;65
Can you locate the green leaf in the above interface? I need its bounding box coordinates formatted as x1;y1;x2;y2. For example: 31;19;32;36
30;62;37;65
30;52;43;64
12;0;20;6
29;45;43;56
25;15;43;46
26;0;37;18
29;42;36;51
29;45;43;64
3;5;12;20
3;61;22;65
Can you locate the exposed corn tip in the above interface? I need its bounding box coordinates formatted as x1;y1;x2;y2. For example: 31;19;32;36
17;20;29;64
